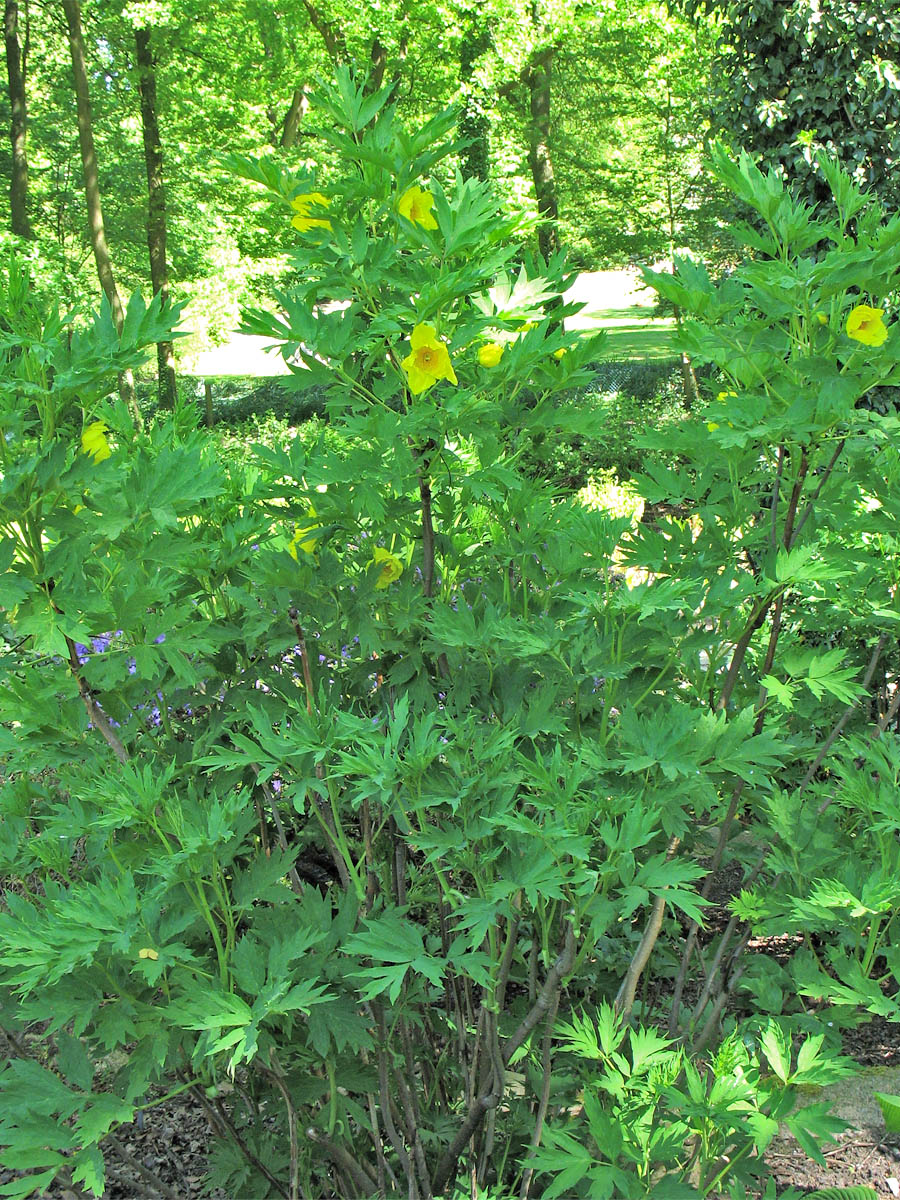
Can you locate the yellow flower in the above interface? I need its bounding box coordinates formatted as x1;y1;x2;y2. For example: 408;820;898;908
371;546;403;589
846;304;887;347
288;504;321;558
478;342;504;368
138;947;159;961
401;324;457;395
553;347;567;359
290;192;331;233
716;390;737;402
816;312;828;325
397;185;438;230
81;421;111;463
706;421;720;432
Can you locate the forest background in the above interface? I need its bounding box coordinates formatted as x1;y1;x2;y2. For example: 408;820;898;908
4;0;899;396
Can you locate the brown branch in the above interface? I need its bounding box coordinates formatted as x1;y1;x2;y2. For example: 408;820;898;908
375;1019;415;1191
715;593;779;712
791;437;846;546
65;635;128;764
616;836;680;1018
305;1128;379;1195
257;1059;303;1200
287;608;352;890
769;444;785;551
431;921;575;1196
184;1080;289;1197
419;468;436;599
518;989;561;1200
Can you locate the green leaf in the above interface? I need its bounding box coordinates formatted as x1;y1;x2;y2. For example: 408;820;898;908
874;1091;900;1133
806;1189;878;1200
0;1168;60;1198
759;1021;791;1082
56;1032;94;1091
785;1101;847;1166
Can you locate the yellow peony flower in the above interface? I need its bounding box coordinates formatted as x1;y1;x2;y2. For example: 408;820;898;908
401;323;458;395
846;304;887;347
716;390;737;403
397;185;438;230
138;947;159;961
288;504;321;558
290;191;332;233
81;421;111;463
706;422;720;432
371;546;403;589
478;342;505;368
553;347;567;359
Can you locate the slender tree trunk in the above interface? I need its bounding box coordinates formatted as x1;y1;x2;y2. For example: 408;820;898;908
279;86;308;148
664;85;698;411
61;0;141;427
458;11;491;181
135;26;176;410
526;45;560;259
368;35;387;92
4;0;32;237
301;0;346;64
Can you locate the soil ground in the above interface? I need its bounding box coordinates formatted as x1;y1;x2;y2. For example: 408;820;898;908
17;1016;900;1199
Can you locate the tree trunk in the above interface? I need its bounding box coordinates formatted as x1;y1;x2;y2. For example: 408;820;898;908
526;45;560;259
135;25;176;410
61;0;141;427
458;12;491;181
4;0;32;237
368;36;386;92
301;0;346;64
280;86;308;148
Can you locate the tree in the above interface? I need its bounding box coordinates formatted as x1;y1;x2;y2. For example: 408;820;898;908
685;0;900;211
4;0;32;237
526;41;559;257
61;0;140;425
134;24;176;408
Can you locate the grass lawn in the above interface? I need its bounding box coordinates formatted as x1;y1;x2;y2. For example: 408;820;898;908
578;304;676;360
563;270;676;360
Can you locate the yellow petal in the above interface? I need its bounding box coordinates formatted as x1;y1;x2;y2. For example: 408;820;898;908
138;947;159;961
410;323;437;351
846;304;887;346
291;191;330;212
398;185;438;229
405;364;434;395
81;421;111;463
371;546;403;588
478;342;504;367
291;214;332;233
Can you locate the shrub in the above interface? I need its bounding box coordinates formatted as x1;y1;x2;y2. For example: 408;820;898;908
1;78;899;1200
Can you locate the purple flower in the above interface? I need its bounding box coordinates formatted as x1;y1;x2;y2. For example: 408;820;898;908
271;779;282;793
318;653;328;664
153;633;166;644
74;642;91;664
92;634;111;654
127;658;137;675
